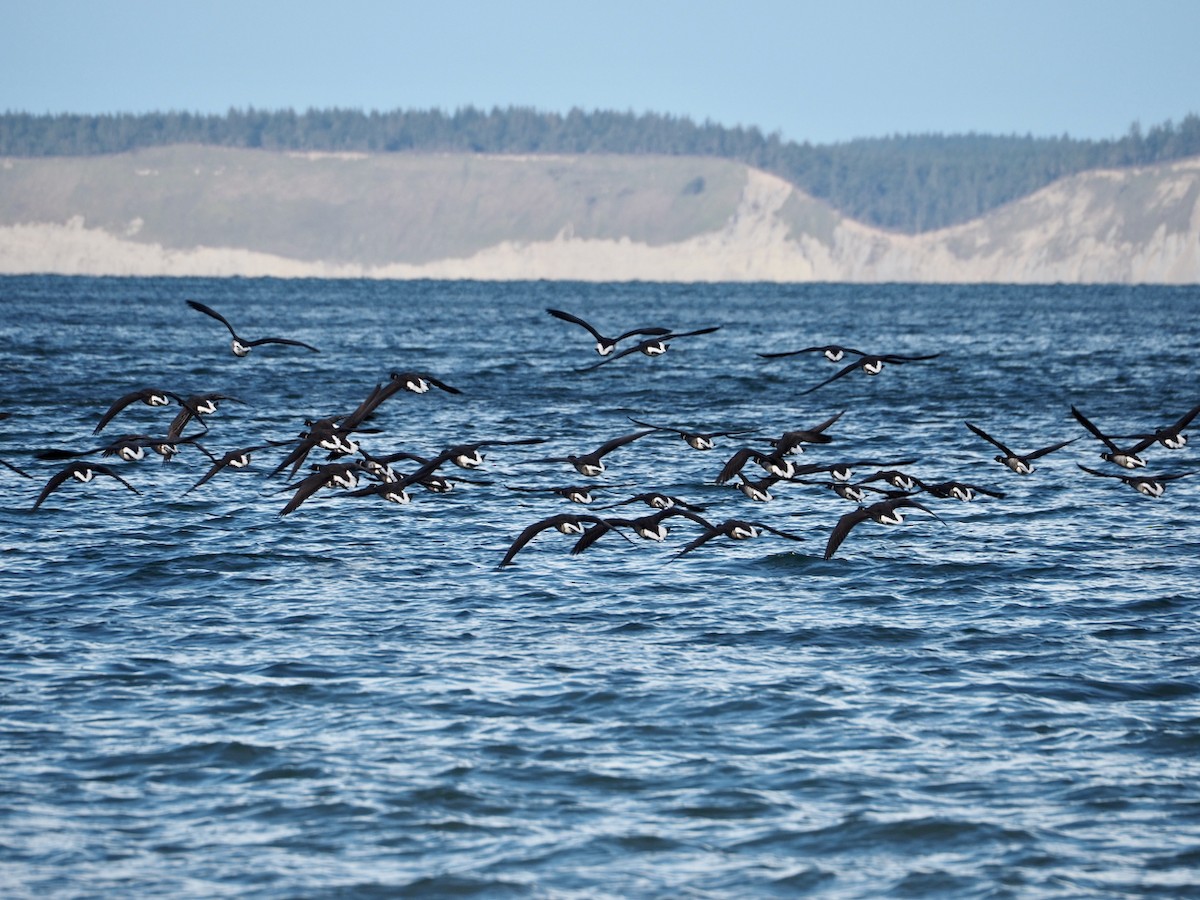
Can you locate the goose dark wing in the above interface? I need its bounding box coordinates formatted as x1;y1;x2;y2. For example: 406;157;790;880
269;433;325;478
665;326;721;340
1077;463;1121;480
807;409;846;435
547;308;603;341
419;374;461;394
759;344;867;359
569;518;631;555
92;389;183;435
626;416;678;435
184;457;236;494
1156;408;1200;441
32;466;78;510
92;392;145;435
577;343;643;371
243;336;321;353
465;436;549;450
772;410;846;451
798;360;861;396
498;514;594;568
756;348;808;359
383;372;461;395
183;442;283;494
95;464;140;495
186;299;239;338
879;353;942;363
0;458;30;478
1140;402;1200;443
279;470;335;516
1155;470;1198;482
895;498;944;522
614;325;671;342
823;507;875;560
965;422;1015;457
591;429;655;459
748;521;805;542
339;384;387;429
1166;402;1200;432
1026;436;1078;460
708;427;759;439
35;446;93;461
658;507;716;530
672;525;728;559
167;395;225;438
715;446;770;484
1070;406;1119;452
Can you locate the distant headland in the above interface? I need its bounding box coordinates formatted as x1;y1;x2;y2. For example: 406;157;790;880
1;108;1198;282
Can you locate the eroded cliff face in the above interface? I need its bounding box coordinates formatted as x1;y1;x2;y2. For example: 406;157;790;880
838;159;1200;283
0;149;1197;282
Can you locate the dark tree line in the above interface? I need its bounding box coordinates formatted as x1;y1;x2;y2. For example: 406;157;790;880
2;106;1198;233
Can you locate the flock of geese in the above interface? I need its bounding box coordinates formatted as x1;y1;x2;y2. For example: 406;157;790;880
2;300;1197;566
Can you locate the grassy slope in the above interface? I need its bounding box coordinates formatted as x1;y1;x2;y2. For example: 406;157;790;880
0;146;750;265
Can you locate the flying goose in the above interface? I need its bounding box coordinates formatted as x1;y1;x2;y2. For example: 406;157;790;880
965;422;1077;475
187;299;320;356
540;429;656;477
32;462;140;510
546;308;670;356
497;513;616;568
673;518;806;558
799;353;941;395
1070;405;1156;469
823;498;943;560
578;327;721;371
1076;464;1195;498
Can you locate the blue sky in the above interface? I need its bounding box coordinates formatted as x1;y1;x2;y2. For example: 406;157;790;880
3;0;1197;144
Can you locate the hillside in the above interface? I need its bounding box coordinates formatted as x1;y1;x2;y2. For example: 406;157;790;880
5;108;1200;233
1;145;1198;283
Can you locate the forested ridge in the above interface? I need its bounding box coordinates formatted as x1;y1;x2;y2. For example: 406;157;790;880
3;106;1199;233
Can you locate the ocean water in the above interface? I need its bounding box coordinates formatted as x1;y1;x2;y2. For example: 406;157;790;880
1;276;1198;898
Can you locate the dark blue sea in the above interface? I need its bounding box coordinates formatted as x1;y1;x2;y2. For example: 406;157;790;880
2;276;1199;898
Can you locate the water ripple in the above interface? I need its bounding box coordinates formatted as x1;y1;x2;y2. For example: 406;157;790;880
2;278;1200;896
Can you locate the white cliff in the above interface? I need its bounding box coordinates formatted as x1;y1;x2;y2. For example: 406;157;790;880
0;148;1197;282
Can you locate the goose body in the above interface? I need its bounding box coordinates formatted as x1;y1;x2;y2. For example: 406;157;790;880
730;473;781;502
